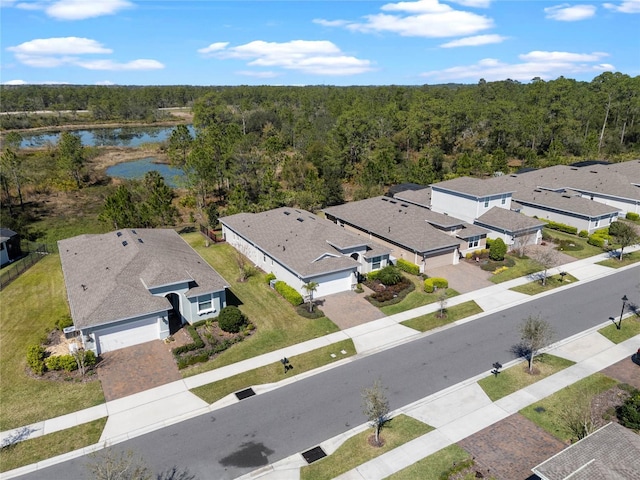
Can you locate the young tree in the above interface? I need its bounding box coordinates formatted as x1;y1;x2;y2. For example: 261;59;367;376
302;281;319;313
518;315;554;373
166;124;193;167
489;237;507;261
437;290;448;318
57;132;85;189
361;379;390;447
0;148;25;210
531;247;559;285
87;448;151;480
99;185;139;229
609;221;639;261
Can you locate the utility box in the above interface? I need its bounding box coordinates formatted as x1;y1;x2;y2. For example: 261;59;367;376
63;326;77;339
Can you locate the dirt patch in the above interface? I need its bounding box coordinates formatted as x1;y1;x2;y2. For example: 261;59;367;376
44;329;78;357
590;385;633;427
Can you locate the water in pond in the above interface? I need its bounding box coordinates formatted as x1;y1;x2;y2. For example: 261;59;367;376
20;125;195;148
106;158;185;188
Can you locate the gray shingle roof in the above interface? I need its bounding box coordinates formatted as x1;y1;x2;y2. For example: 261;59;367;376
0;228;18;243
323;197;462;254
431;176;515;198
533;423;640;480
476;207;545;233
394;187;432;208
515;189;620;218
220;207;386;279
58;229;228;329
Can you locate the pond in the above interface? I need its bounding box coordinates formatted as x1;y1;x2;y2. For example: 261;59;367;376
106;158;185;188
19;125;195;148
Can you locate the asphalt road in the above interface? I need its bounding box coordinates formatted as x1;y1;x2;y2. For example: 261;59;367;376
17;266;639;480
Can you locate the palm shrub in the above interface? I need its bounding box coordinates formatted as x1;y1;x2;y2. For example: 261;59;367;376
377;265;402;286
217;306;248;333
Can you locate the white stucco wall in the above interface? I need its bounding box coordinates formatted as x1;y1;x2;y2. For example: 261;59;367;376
577;192;640;215
517;204;618;233
149;283;225;325
431;189;511;223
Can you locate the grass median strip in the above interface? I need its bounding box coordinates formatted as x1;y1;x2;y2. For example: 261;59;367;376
300;415;433;480
596;250;640;268
401;301;483;333
598;318;640;344
388;444;473;480
478;354;575;402
0;418;107;473
191;339;355;404
509;273;578;295
520;373;618;443
381;287;459;316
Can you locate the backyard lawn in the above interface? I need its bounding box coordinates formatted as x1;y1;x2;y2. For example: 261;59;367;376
0;254;105;431
181;233;340;376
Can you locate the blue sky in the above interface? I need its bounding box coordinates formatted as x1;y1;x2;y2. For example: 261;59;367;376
1;0;638;86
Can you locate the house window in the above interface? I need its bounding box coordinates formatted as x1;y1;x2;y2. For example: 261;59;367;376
197;294;214;314
594;219;599;228
468;236;480;249
484;198;489;208
371;256;381;270
501;194;506;205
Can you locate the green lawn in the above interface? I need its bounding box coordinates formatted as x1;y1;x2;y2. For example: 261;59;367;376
489;256;541;284
596;250;640;268
191;339;355;404
509;273;578;295
598;317;640;343
401;301;483;332
181;233;340;377
381;284;459;316
542;229;603;259
478;354;575;402
520;373;618;443
0;418;107;473
0;254;105;430
300;415;433;480
388;444;474;480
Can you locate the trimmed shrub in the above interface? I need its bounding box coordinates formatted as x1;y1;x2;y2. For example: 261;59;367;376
26;344;46;375
578;230;588;238
608;221;625;237
617;389;640;429
424;277;447;293
626;212;640;221
84;350;97;368
485;238;493;249
489;237;507;261
46;354;77;372
55;315;73;331
274;281;304;306
186;324;205;348
217;306;247;333
545;221;578;235
396;258;420;275
377;265;402;286
587;229;610;248
265;272;276;284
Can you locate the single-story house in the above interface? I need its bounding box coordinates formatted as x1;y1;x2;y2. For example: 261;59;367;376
323;196;487;272
0;228;21;267
220;207;391;298
532;422;640;480
475;207;545;249
58;229;228;355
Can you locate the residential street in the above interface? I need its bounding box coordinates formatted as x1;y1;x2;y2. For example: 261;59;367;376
16;265;640;480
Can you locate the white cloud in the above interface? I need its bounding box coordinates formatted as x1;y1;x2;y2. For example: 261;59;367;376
197;42;229;55
448;0;492;7
317;0;493;38
440;34;507;48
12;0;133;20
199;40;374;76
236;70;280;78
95;80;116;85
2;79;27;85
544;4;596;21
2;79;70;84
420;50;613;82
76;59;164;70
604;0;640;13
7;36;164;71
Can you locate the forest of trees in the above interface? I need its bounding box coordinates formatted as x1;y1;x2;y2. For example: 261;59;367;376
1;73;639;228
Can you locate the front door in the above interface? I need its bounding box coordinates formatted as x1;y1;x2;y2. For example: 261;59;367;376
165;293;182;334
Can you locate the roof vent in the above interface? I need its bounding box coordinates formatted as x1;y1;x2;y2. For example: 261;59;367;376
390;200;397;204
533;189;542;193
590;170;597;173
381;197;389;201
570;167;578;170
297;217;304;222
283;211;290;215
122;241;128;246
401;203;408;207
138;238;143;243
116;232;122;237
131;229;137;234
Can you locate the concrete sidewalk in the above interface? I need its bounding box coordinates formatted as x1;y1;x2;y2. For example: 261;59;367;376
2;248;638;479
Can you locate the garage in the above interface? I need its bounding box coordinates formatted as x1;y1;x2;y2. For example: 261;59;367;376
93;314;163;354
313;270;356;298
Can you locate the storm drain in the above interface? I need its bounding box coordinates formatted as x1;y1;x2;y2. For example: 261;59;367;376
302;446;327;464
235;388;256;400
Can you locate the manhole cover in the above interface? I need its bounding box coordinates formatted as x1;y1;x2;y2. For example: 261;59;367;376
235;388;256;400
302;446;327;464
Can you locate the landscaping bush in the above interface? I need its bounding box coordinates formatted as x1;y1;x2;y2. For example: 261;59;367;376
45;354;77;372
274;280;304;306
217;306;247;333
377;265;402;286
424;277;448;292
608;221;625;237
587;229;610;248
485;238;493;249
489;238;507;261
186;324;205;348
265;272;276;284
545;220;578;235
26;344;46;375
55;315;73;331
396;258;420;275
617;389;640;429
479;256;516;271
578;230;589;238
367;278;414;306
84;350;97;368
626;212;640;221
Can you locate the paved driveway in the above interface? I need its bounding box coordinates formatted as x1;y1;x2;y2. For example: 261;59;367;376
97;339;182;401
427;261;494;294
317;289;386;329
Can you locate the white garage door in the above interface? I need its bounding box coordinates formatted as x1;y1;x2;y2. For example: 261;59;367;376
94;316;160;354
314;270;354;297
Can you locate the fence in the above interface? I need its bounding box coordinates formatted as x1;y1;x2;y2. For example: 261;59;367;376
0;244;50;291
199;224;224;244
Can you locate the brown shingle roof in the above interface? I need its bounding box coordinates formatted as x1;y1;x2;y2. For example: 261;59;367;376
431;176;515;198
58;229;228;329
476;207;545;233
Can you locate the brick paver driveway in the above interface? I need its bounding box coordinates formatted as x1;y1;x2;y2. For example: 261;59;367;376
97;339;182;401
317;289;386;330
427;261;493;294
